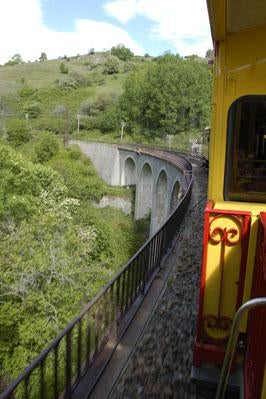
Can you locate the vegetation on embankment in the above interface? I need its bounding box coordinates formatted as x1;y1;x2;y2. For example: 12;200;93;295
0;48;211;387
0;136;149;385
0;50;212;149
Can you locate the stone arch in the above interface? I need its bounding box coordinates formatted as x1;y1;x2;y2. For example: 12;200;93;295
122;157;136;186
155;170;168;229
137;162;153;219
170;180;181;212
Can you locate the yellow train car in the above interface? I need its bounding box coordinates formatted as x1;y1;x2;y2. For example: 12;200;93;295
192;1;266;398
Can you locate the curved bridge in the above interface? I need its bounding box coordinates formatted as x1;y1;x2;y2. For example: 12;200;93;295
70;140;190;234
0;142;194;399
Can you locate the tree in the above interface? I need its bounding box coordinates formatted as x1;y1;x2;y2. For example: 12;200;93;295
22;101;41;118
111;45;134;61
39;52;47;61
34;132;59;163
5;54;24;66
205;48;214;59
119;55;212;135
6;119;31;146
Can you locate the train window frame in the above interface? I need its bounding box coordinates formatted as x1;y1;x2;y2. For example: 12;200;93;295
224;95;266;203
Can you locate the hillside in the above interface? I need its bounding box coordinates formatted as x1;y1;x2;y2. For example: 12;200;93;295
0;51;152;389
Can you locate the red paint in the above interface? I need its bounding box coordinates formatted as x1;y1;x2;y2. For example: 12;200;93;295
244;213;266;399
193;201;251;366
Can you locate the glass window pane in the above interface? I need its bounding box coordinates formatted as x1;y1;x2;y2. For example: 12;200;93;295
225;96;266;203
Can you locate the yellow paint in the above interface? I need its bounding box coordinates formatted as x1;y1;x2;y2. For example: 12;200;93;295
203;214;244;340
208;24;266;205
204;2;266;393
200;2;266;395
261;366;266;399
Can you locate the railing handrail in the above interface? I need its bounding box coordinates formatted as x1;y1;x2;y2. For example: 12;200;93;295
215;297;266;399
0;147;194;399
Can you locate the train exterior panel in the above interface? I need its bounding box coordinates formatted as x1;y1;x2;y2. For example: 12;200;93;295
193;1;266;398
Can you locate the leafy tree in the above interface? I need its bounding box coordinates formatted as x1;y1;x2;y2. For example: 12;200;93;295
6;119;31;146
34;132;59;163
22;101;41;118
5;54;24;66
39;52;47;61
111;44;134;61
119;55;212;135
205;48;214;59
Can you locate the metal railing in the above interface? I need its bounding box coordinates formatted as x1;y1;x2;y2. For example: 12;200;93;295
215;297;266;399
0;152;193;399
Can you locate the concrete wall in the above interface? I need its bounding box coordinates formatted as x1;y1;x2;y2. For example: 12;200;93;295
69;140;120;185
70;140;188;235
119;149;187;234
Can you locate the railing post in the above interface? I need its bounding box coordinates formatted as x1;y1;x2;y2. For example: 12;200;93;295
215;297;266;399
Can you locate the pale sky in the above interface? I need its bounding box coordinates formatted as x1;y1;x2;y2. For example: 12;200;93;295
0;0;212;64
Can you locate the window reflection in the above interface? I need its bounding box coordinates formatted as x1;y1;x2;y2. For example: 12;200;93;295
225;97;266;203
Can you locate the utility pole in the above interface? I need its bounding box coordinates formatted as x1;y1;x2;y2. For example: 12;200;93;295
120;120;125;143
77;114;81;135
64;107;69;146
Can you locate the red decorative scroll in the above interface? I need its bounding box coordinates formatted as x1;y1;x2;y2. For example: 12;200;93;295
203;214;244;342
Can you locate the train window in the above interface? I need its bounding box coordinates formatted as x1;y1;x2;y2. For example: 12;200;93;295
225;96;266;203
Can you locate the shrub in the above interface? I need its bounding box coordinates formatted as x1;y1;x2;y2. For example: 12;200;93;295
34;132;59;163
58;77;78;90
59;62;69;74
103;56;119;74
69;71;90;87
6;119;31;146
111;45;134;61
19;85;36;98
22;101;42;118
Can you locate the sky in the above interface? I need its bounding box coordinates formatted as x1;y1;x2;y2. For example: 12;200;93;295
0;0;212;64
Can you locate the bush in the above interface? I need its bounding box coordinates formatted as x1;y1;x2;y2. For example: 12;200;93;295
22;101;41;118
34;132;59;163
69;71;91;87
6;119;31;146
59;62;69;74
19;85;36;98
111;45;134;61
103;56;119;75
58;77;78;90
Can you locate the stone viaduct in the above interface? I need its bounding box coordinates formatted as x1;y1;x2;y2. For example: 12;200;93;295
69;140;189;235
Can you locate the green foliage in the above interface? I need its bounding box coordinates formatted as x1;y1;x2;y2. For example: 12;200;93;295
58;76;78;90
4;54;23;66
6;119;31;146
205;48;214;59
111;45;134;61
22;101;41;118
48;149;106;201
0;142;148;388
119;55;212;135
0;144;66;222
103;56;119;74
19;85;36;98
59;62;69;74
34;132;59;163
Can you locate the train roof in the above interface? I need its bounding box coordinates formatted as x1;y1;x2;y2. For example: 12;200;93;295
207;0;266;40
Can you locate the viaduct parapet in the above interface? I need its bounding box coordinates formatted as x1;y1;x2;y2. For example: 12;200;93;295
69;140;190;235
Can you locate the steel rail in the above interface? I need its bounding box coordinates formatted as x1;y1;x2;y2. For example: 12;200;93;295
215;297;266;399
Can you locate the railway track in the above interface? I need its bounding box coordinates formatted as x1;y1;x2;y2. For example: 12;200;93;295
86;159;208;399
